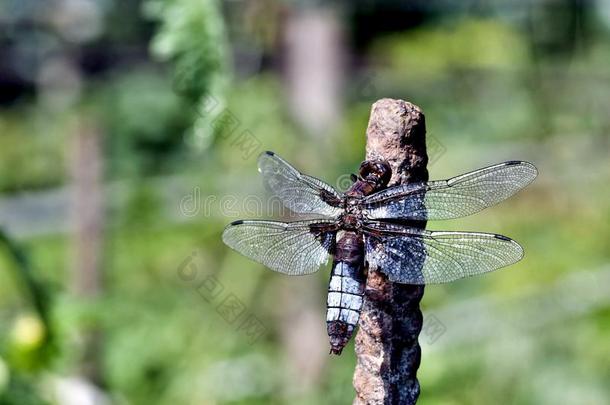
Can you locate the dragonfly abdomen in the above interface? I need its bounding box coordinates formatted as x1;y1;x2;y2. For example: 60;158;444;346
326;232;366;355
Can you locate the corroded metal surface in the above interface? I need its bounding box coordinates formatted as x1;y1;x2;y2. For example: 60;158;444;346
353;98;428;405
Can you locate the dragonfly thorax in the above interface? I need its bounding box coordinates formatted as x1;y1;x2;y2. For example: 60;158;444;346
341;201;364;230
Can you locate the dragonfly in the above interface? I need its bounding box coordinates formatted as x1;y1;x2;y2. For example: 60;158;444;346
222;151;537;354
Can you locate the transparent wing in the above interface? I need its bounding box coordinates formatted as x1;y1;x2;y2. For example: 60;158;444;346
363;222;524;284
222;219;337;275
258;151;343;218
361;161;537;220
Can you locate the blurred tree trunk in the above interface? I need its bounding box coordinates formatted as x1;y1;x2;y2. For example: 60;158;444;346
69;117;105;385
283;5;345;136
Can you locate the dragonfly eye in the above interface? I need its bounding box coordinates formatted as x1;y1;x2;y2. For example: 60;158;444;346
359;160;392;188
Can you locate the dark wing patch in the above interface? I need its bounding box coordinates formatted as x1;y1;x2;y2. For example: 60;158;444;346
365;232;426;284
361;161;537;220
222;219;337;275
363;222;524;284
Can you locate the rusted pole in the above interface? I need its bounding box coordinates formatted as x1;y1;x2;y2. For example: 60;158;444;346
353;99;428;405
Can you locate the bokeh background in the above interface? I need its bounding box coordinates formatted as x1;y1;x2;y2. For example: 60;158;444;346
1;0;609;404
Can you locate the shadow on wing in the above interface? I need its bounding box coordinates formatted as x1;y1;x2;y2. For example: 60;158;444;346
362;161;537;220
363;221;524;284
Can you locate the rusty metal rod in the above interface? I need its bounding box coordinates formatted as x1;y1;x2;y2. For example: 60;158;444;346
353;98;428;405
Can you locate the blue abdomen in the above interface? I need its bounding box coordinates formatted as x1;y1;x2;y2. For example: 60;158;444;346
326;232;366;354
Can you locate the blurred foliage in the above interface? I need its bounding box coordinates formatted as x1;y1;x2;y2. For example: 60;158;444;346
372;19;529;79
368;17;610;144
145;0;228;104
1;1;610;404
0;230;55;404
144;0;230;151
0;114;65;192
97;70;192;177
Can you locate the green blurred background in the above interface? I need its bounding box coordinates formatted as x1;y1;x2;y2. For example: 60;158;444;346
1;0;609;404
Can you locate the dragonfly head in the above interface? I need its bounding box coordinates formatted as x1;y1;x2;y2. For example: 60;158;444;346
359;159;392;190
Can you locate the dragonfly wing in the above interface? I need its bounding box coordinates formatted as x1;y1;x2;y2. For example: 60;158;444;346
363;222;524;284
258;151;343;218
222;219;337;275
362;161;537;220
